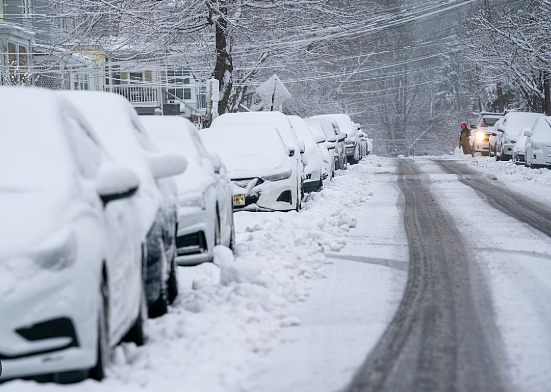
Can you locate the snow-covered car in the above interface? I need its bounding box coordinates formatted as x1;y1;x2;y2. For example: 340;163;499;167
512;127;533;164
490;112;544;161
211;111;305;202
312;114;361;164
306;118;347;170
469;113;502;156
201;125;301;212
304;120;335;181
64;91;187;318
355;124;369;158
524;116;551;168
143;117;235;265
288;116;326;192
0;87;146;382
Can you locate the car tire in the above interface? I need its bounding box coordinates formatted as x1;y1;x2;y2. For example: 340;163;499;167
229;216;236;251
90;274;109;381
215;210;221;246
167;253;178;305
148;239;169;319
124;259;146;346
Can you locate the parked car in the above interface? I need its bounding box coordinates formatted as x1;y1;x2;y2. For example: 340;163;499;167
142;116;235;265
469;113;503;156
311;114;361;164
490;112;543;161
211;111;305;205
524;116;551;168
64;91;186;318
306;118;347;170
304;120;336;181
0;87;146;382
201;125;301;212
288;116;326;192
512;126;534;164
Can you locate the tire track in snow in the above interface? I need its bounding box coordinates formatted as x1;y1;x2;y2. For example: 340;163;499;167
345;160;505;392
436;160;551;238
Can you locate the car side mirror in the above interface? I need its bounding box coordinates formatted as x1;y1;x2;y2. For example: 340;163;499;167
285;145;295;157
209;153;222;174
314;134;326;144
96;164;140;206
149;153;187;179
524;130;533;137
298;140;306;154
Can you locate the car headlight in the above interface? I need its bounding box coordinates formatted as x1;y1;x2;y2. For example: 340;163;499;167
179;192;206;210
33;231;77;270
475;132;485;141
262;170;292;182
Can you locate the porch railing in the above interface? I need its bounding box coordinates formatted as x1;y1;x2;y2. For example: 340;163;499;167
108;85;158;105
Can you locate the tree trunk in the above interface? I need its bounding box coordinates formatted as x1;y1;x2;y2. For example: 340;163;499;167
497;82;504;113
212;2;233;116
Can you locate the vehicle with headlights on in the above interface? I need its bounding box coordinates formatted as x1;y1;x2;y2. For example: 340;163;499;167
0;87;146;383
524;116;551;168
142;117;235;266
200;125;301;212
469;113;502;156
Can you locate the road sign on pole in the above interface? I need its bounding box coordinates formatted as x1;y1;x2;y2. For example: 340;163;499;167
256;74;291;112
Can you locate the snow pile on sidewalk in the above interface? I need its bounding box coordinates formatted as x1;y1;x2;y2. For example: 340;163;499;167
467;156;551;187
3;158;382;392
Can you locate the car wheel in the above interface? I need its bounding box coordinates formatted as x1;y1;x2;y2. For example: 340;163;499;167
90;274;109;381
148;239;169;319
228;216;236;251
167;252;178;304
215;210;221;246
124;258;146;346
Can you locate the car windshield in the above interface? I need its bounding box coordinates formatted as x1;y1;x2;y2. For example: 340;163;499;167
481;117;499;127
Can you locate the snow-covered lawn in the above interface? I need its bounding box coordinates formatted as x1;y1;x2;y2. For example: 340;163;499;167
2;157;404;392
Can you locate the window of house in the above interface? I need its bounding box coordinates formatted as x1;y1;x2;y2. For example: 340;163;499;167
8;42;17;66
167;68;192;100
18;46;27;67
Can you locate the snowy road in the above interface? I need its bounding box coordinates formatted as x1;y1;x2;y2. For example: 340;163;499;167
3;156;551;392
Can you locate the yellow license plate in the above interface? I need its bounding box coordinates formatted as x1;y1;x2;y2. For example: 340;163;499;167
233;194;245;206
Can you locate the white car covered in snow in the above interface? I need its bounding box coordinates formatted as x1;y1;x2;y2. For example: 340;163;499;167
306;118;347;170
524;116;551;168
64;91;187;318
200;125;301;212
288;115;326;192
0;88;146;382
211;111;306;198
491;112;544;161
142;117;235;265
311;114;361;164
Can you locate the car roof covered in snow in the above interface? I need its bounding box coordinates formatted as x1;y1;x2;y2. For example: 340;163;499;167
529;116;551;142
211;111;300;148
503;112;545;135
311;114;357;137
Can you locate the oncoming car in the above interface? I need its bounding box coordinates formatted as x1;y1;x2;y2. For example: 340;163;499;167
200;125;301;212
470;113;502;156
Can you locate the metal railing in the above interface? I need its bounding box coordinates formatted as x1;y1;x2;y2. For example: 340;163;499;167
108;85;158;105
